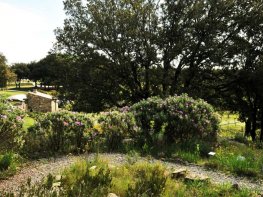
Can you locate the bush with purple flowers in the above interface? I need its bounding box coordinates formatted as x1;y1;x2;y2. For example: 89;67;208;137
130;94;219;145
97;110;138;151
24;111;94;156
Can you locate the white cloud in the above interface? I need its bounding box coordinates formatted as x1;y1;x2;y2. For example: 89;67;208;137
0;2;64;64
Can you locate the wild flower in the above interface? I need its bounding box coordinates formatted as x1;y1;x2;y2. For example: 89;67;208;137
16;116;22;121
75;121;83;126
120;106;130;113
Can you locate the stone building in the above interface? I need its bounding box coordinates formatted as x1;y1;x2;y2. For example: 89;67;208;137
27;90;59;112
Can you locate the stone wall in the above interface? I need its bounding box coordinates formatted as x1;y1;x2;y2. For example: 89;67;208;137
27;92;58;113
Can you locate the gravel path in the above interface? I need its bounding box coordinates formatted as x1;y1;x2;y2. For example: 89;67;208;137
0;155;81;193
96;154;263;192
0;153;262;194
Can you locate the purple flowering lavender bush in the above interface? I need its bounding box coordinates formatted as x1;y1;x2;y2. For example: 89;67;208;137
24;111;94;156
130;94;219;146
97;110;138;151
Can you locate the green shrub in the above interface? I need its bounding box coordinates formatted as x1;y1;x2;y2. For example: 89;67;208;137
126;162;167;197
0;153;14;171
97;111;139;151
0;152;20;179
130;94;219;145
59;159;112;196
0;99;25;151
24;111;95;156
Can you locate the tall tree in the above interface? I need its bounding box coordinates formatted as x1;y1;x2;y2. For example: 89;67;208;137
55;0;263;120
55;0;161;111
11;63;29;88
0;53;9;89
214;0;263;140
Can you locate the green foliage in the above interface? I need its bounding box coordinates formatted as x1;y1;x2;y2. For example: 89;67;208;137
22;116;35;132
0;153;14;171
10;63;29;88
27;54;71;89
0;54;9;89
126;163;167;197
0;99;25;151
131;94;219;145
0;152;21;179
24;111;94;156
62;160;112;197
97;110;138;151
205;142;263;177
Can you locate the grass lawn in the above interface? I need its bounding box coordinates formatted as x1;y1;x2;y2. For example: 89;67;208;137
23;116;35;131
219;112;245;138
0;86;33;99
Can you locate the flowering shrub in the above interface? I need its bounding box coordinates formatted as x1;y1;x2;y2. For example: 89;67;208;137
24;111;94;155
130;94;219;145
0;99;25;151
96;110;138;151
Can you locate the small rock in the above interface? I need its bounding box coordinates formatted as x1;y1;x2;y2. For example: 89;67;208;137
107;193;119;197
55;175;62;181
185;174;209;182
52;182;61;187
208;152;216;156
171;168;187;179
89;166;97;170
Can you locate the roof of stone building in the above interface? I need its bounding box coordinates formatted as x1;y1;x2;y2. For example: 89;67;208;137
28;91;54;100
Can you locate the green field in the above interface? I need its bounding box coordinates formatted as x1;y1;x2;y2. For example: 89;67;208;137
219;112;245;138
0;86;33;99
22;116;35;131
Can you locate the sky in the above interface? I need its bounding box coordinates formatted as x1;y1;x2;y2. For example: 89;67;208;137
0;0;65;64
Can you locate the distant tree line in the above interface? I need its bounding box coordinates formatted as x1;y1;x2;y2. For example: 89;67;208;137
0;53;16;88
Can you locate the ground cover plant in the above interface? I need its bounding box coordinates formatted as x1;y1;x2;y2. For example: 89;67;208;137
2;158;258;197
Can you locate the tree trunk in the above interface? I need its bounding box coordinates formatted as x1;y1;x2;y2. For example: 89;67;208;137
144;64;150;98
245;118;251;137
260;108;263;142
171;64;183;94
251;107;257;141
162;53;170;97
